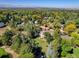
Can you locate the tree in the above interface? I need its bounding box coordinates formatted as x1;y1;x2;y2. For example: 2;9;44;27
74;18;79;25
5;13;12;23
61;39;73;58
71;32;79;39
53;20;61;29
71;32;79;47
0;15;4;22
44;32;53;44
61;44;73;57
32;46;44;58
24;23;40;38
1;30;14;46
64;22;76;34
19;52;34;58
73;48;79;58
19;43;34;58
11;35;22;52
19;43;31;53
9;15;22;28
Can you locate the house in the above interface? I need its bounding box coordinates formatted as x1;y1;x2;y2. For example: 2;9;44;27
40;25;50;31
40;25;54;38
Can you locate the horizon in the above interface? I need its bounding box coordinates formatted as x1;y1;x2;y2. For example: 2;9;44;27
0;0;79;8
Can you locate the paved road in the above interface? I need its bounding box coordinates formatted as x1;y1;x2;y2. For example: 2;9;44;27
46;42;53;58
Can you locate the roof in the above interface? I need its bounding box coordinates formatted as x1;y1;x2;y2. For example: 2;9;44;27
0;22;5;28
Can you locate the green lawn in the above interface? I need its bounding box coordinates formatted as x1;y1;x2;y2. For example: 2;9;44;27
0;48;9;57
35;37;48;54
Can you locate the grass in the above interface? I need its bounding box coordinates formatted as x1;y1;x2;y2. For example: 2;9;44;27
0;48;8;57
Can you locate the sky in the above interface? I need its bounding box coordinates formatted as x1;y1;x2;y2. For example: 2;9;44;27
0;0;79;8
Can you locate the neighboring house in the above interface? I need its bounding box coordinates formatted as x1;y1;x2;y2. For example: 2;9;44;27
0;22;5;28
60;25;65;35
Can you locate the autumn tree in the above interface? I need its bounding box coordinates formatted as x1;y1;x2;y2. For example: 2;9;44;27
64;21;76;34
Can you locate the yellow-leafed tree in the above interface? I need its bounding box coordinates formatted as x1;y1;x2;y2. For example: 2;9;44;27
64;22;76;34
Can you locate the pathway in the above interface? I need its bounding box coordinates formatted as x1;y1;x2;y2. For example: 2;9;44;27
1;46;18;58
